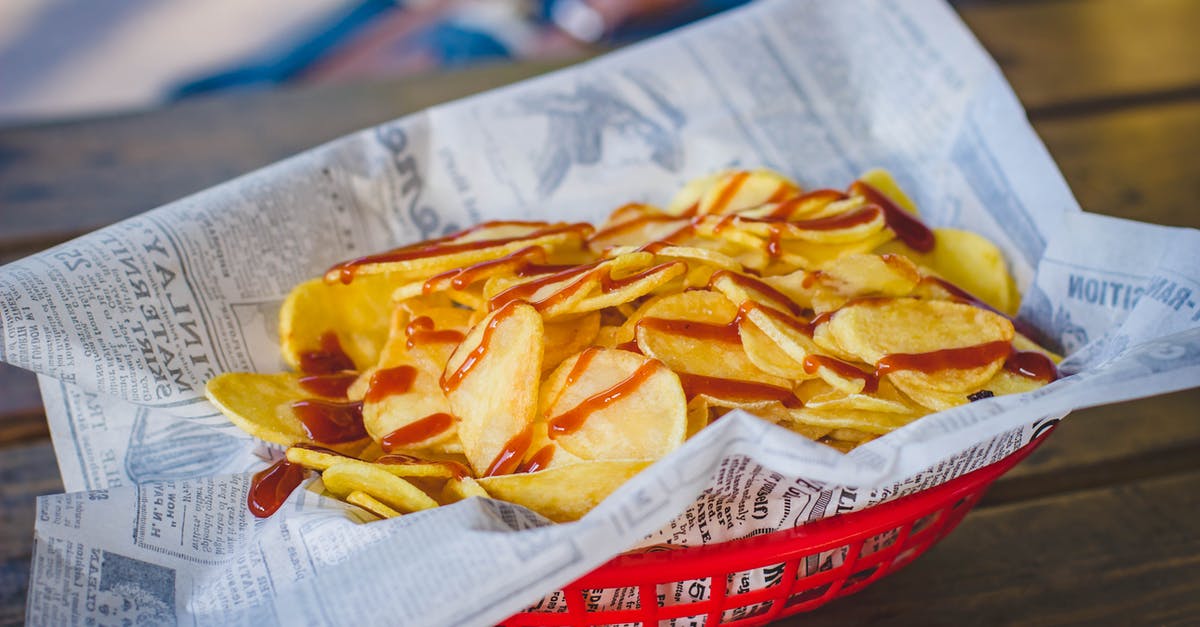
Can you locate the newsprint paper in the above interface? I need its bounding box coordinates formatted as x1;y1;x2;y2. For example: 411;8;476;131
2;1;1198;625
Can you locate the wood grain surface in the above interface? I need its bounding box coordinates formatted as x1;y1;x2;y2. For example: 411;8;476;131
2;0;1199;624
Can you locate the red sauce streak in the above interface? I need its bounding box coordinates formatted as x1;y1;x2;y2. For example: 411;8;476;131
298;331;356;374
291;399;367;443
707;270;803;316
548;360;662;437
440;301;522;393
588;215;685;245
375;453;470;479
713;214;738;233
404;316;466;349
423;246;546;292
803;355;879;393
248;459;307;518
1004;350;1058;382
766;182;799;204
741;302;817;338
519;445;556;474
381;413;456;451
875;340;1012;376
490;261;681;313
708;171;751;214
676;372;803;408
485;425;535;477
850;181;935;252
297;372;357;398
489;262;599;311
615;340;643;354
638;317;742;343
328;222;592;284
364;365;418;404
764;189;848;219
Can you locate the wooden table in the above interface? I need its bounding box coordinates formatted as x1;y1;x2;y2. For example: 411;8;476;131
2;0;1199;624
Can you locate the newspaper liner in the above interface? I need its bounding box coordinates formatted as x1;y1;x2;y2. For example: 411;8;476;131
2;1;1198;625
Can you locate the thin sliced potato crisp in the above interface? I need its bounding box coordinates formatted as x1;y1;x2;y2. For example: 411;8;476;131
212;167;1059;525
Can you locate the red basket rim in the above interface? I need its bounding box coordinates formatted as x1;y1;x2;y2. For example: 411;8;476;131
574;435;1044;589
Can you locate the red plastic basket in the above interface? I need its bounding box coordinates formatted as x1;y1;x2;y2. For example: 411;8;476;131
502;435;1044;626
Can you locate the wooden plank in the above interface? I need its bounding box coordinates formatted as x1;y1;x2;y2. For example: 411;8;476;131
959;0;1200;114
1034;100;1200;228
785;468;1200;626
0;59;581;254
0;442;62;625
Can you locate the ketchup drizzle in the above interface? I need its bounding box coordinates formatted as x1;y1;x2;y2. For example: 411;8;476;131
247;459;307;518
404;317;466;349
381;412;456;451
440;301;522;393
298;332;356;374
291;399;367;443
803;355;879;393
676;372;804;408
297;372;357;398
850;181;935;252
548;360;662;437
485;425;534;477
364;365;418;404
519;445;556;474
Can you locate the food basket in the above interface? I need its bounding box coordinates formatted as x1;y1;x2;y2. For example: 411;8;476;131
502;433;1046;626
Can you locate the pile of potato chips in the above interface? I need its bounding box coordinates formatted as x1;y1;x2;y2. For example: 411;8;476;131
206;169;1059;523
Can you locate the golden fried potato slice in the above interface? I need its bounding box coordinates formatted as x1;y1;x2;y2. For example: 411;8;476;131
570;261;687;317
444;302;544;476
346;491;402;519
325;222;592;283
696;170;799;215
685;396;712;439
811;254;921;309
321;460;439;512
666;171;725;215
784;406;918;435
280;276;395;372
486;253;653;314
476;460;652;522
542;312;601;373
634;290;790;386
540;348;686;460
440;476;490;503
587;215;692;253
732;206;887;245
881;228;1019;316
825;298;1014;394
206;372;369;454
856;169;919;214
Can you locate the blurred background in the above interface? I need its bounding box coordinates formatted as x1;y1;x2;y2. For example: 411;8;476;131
0;0;749;124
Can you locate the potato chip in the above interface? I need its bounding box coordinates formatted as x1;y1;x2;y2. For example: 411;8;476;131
346;490;402;519
325;221;593;282
320;460;439;512
634;290;790;386
695;170;800;215
206;372;370;454
444;302;544;475
881;228;1019;316
825;298;1014;394
213;166;1062;522
540;348;686;460
280;276;395;372
477;461;651;522
542;312;601;372
440;476;490;503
